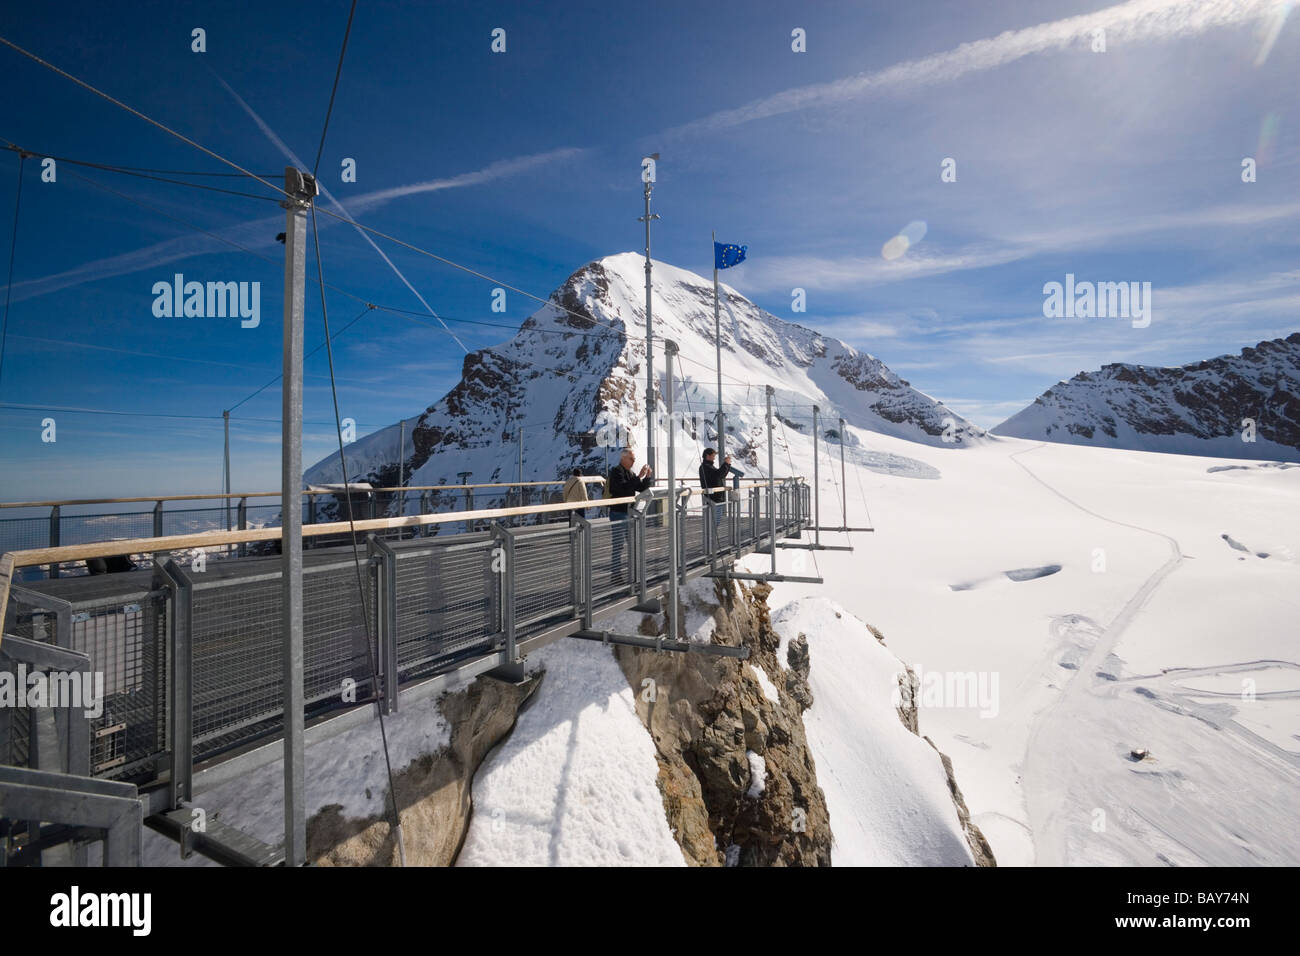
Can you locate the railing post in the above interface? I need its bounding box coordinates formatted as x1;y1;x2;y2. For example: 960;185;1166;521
568;516;582;620
574;513;593;629
677;491;690;583
490;521;520;678
48;504;60;579
161;559;193;814
237;497;248;557
634;506;649;606
367;535;399;715
704;497;714;561
766;386;777;575
48;596;89;783
153;499;164;539
749;486;759;544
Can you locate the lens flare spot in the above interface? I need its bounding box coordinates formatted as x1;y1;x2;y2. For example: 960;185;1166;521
900;220;928;245
1257;112;1280;165
881;235;910;260
1255;1;1292;66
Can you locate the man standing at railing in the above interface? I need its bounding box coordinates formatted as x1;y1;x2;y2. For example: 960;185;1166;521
699;447;732;538
606;448;652;583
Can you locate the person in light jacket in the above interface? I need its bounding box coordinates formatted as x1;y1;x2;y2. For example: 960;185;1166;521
562;467;588;525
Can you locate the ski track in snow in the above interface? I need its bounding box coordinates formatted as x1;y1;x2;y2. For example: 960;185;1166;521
1010;442;1300;866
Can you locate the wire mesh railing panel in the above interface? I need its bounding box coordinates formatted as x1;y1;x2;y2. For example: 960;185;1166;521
243;503;281;527
161;505;233;537
713;501;734;554
393;542;496;672
1;597;49;644
162;505;241;559
589;519;631;600
59;511;156;548
682;512;707;569
513;529;577;633
302;564;377;709
6;705;31;768
644;518;671;585
0;591;43;770
190;575;282;757
0;516;50;554
65;593;167;780
734;499;751;548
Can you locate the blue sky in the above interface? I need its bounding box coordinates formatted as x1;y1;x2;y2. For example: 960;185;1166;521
0;0;1296;499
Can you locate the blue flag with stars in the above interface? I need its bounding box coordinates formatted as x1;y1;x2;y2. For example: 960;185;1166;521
714;241;747;269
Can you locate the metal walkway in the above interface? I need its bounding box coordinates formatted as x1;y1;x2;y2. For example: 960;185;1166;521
1;480;811;864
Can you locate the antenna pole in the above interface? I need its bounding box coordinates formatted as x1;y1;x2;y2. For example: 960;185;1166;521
812;405;820;547
639;155;661;478
767;386;776;575
279;165;316;867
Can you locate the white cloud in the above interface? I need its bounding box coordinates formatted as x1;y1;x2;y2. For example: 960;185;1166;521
668;0;1286;138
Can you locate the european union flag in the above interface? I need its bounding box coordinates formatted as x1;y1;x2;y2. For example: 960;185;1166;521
714;242;747;270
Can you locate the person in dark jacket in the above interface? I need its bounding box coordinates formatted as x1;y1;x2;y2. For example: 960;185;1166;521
699;447;732;535
606;448;652;580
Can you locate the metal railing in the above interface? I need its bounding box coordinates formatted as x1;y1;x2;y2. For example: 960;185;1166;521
1;481;810;799
0;479;618;579
0;476;789;579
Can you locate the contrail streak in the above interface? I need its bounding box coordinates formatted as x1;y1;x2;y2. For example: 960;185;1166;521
667;0;1288;138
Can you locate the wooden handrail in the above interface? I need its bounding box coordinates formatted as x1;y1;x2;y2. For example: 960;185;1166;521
0;475;803;510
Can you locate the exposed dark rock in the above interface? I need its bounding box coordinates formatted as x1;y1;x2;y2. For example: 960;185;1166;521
307;672;543;866
613;579;832;866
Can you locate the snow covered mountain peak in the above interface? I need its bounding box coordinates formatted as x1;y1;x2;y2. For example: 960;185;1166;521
996;332;1300;460
305;253;983;491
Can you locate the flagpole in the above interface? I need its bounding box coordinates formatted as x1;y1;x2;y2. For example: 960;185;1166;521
713;230;724;461
639;155;660;480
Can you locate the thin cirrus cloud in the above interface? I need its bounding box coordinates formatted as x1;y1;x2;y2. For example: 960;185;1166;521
666;0;1289;139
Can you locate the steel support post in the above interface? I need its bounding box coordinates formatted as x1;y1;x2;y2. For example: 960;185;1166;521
713;229;724;462
224;408;232;532
812;406;821;547
48;504;59;579
639;163;660;478
664;339;679;640
635;508;649;605
490;521;520;676
677;492;691;585
568;519;582;618
766;386;776;575
279;165;316;867
161;559;193;811
398;419;406;519
367;535;399;715
574;513;594;629
840;417;848;530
